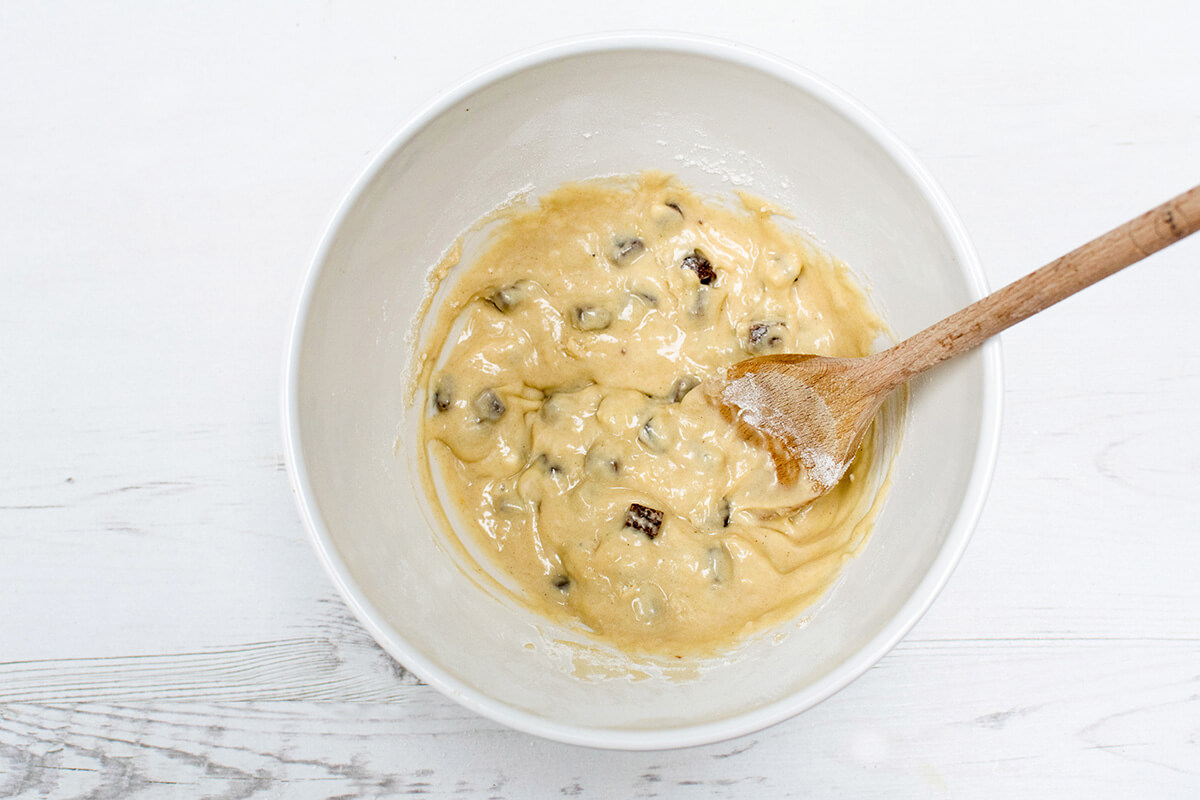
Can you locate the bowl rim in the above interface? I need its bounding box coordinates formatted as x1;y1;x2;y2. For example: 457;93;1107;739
282;31;1003;751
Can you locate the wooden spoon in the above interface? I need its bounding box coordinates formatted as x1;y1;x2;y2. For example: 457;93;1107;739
711;183;1200;498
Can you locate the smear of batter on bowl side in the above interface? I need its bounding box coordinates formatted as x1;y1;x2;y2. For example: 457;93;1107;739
415;171;899;656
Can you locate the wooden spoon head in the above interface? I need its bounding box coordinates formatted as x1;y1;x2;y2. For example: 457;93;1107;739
707;354;891;499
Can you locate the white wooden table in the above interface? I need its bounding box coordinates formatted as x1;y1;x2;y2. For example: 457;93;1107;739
3;3;1198;797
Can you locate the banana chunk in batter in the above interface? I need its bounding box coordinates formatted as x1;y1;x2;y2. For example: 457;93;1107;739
418;172;895;655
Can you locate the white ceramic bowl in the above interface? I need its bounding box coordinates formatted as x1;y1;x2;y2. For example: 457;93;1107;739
284;34;1001;749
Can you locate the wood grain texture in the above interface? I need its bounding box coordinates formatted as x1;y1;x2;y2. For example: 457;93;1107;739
2;0;1199;797
1;637;1198;799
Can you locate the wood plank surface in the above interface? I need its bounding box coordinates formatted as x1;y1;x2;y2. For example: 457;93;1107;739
2;1;1198;797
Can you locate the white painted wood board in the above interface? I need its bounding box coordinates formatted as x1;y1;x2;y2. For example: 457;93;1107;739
2;2;1198;796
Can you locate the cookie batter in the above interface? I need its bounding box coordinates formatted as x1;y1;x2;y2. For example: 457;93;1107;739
418;172;894;655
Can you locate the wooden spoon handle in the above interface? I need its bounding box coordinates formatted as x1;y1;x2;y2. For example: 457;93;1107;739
884;182;1200;382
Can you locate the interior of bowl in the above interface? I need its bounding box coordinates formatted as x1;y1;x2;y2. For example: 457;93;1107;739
290;40;997;748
